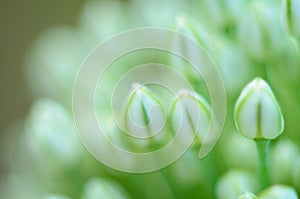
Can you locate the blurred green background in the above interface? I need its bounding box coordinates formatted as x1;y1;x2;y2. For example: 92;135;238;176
0;0;85;175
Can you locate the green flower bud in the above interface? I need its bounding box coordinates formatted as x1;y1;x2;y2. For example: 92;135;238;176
237;2;284;61
168;16;212;89
124;84;167;148
82;178;129;199
239;192;258;199
216;170;260;199
170;90;211;147
234;78;284;140
283;0;300;37
259;185;298;199
25;99;82;170
173;15;211;51
25;26;85;104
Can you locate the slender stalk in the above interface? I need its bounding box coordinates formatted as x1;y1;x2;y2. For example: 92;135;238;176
255;139;271;189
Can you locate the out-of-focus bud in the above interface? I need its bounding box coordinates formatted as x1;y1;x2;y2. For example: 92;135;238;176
129;0;188;27
25;26;86;105
124;84;167;148
234;78;284;140
237;2;285;61
170;90;211;147
270;139;299;184
168;16;213;92
173;15;212;51
79;0;135;46
216;43;254;95
221;131;258;170
82;178;129;199
193;0;250;32
239;192;258;199
25;98;82;171
259;185;298;199
216;170;260;199
42;194;71;199
283;0;300;37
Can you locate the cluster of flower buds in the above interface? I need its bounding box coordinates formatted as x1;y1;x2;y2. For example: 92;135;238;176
123;83;211;149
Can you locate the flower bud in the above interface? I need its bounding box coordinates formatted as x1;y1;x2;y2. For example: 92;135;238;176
168;16;213;86
82;178;129;199
25;98;82;171
239;192;258;199
283;0;300;37
124;84;167;148
216;170;260;199
237;2;284;61
234;78;284;140
25;26;85;105
259;185;298;199
170;90;211;147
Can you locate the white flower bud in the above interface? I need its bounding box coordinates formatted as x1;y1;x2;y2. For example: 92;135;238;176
82;178;129;199
283;0;300;37
170;90;211;147
216;170;260;199
259;185;298;199
239;192;258;199
234;78;284;140
124;84;167;147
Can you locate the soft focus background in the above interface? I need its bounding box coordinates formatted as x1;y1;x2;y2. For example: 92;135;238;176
1;0;300;198
0;0;84;129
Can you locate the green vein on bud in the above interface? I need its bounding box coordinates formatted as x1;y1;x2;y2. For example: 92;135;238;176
124;83;166;139
169;90;211;147
234;78;284;140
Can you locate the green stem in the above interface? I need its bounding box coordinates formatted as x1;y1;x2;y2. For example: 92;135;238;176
255;139;271;189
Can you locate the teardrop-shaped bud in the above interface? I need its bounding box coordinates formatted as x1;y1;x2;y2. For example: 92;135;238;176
234;78;284;140
170;90;211;147
124;83;166;141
